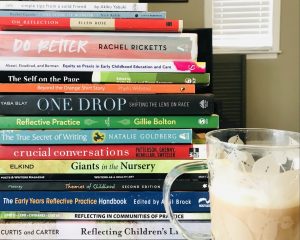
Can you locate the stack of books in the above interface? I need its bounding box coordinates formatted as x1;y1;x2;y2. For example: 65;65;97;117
0;1;218;239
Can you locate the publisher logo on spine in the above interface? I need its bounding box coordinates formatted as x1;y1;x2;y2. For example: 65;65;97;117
198;197;210;208
198;118;209;125
184;77;196;83
189;147;200;158
92;131;105;143
179;133;190;140
199;100;209;109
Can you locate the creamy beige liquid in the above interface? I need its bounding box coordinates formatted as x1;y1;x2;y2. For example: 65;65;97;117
210;192;300;240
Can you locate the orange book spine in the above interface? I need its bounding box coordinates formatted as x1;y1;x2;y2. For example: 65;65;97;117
0;83;195;94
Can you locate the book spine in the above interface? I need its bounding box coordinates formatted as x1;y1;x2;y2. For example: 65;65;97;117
95;72;209;84
0;10;167;19
0;144;206;160
0;160;208;174
0;17;183;33
0;31;197;60
0;1;148;12
0;191;210;212
0;213;210;221
0;173;208;181
0;83;195;94
0;94;214;116
0;221;211;239
0;60;206;73
0;179;208;191
0;71;208;83
0;115;220;129
0;129;193;145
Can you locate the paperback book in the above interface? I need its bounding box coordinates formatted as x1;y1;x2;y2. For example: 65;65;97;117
0;179;208;192
0;1;148;12
0;83;195;94
0;173;208;182
0;60;206;73
0;191;210;212
0;129;194;145
0;71;209;84
0;17;183;32
0;115;220;129
0;159;208;174
0;31;198;60
0;10;167;19
0;94;214;116
0;220;210;239
0;144;206;160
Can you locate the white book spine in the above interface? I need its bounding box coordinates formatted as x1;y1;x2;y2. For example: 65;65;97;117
0;212;210;220
0;221;210;239
0;1;148;12
0;59;205;73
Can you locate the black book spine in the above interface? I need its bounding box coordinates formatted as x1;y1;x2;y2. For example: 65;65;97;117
0;179;208;191
0;71;92;83
0;94;214;116
0;173;208;181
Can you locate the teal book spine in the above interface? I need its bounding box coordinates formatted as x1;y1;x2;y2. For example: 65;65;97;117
0;129;192;144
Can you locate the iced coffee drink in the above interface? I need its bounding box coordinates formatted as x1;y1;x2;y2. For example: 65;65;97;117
207;129;300;240
163;129;299;240
210;158;299;240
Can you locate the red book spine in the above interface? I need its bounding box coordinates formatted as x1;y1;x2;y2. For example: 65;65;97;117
0;17;182;32
0;145;205;160
0;17;71;30
114;19;182;32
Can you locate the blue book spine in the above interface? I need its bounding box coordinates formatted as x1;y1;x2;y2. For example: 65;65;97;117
0;10;167;19
0;129;192;144
0;191;210;212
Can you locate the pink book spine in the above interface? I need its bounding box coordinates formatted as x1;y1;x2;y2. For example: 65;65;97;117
0;32;197;60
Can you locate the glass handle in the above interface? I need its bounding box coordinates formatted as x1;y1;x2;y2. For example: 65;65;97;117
163;161;211;240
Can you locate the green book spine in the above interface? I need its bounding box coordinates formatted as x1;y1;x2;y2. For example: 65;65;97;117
94;72;210;85
0;159;209;174
0;115;219;129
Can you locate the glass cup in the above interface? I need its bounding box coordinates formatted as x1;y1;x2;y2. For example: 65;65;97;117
163;128;300;240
